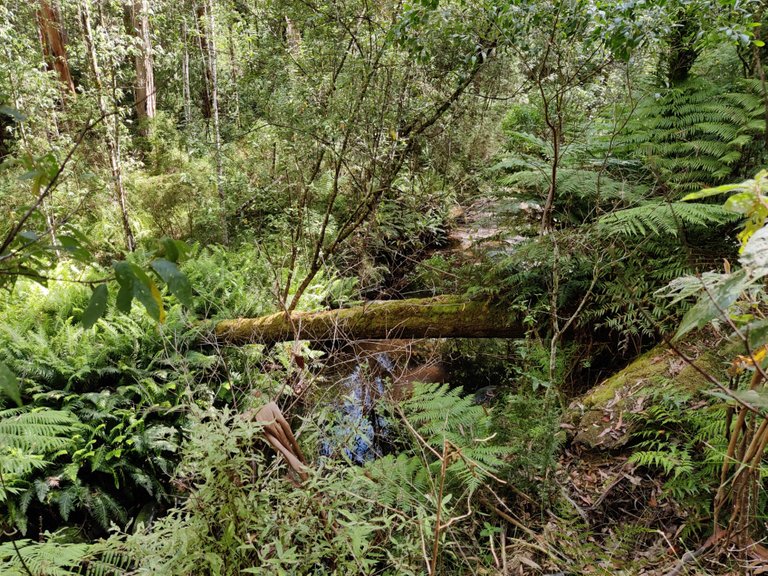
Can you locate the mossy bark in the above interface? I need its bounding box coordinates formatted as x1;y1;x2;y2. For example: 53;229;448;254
215;296;524;345
565;338;740;449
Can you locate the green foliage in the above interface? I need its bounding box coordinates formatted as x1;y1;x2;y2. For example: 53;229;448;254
180;245;276;318
382;382;510;494
617;78;765;194
128;114;219;242
89;381;513;575
596;201;739;238
493;391;562;500
0;535;89;576
0;275;190;538
627;386;728;535
493;127;649;227
0;409;79;503
669;170;768;341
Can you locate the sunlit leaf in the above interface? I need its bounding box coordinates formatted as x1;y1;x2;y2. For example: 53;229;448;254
740;227;768;272
724;191;757;215
682;183;743;201
129;263;164;322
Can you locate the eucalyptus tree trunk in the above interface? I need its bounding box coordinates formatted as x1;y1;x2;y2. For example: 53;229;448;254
36;0;76;95
195;5;212;120
129;0;156;131
80;0;136;252
226;20;241;128
181;17;192;127
203;0;227;244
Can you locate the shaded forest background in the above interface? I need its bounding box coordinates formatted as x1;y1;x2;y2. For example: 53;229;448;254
2;0;768;574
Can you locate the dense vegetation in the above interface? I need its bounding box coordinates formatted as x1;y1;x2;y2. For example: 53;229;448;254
3;0;768;574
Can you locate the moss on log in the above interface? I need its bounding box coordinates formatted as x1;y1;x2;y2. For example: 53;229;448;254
215;296;524;345
564;337;741;450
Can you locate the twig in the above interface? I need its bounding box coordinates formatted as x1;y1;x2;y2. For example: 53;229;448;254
0;114;104;259
663;530;723;576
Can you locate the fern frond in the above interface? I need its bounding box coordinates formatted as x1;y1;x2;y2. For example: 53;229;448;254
597;201;738;237
0;536;89;576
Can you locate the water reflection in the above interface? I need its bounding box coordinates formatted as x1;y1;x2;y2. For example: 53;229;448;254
320;352;394;464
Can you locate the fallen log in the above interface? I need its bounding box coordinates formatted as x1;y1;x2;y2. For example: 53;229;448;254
215;295;525;345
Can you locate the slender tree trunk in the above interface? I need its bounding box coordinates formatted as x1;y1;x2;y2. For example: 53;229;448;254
203;0;228;244
752;8;768;151
181;17;192;127
81;0;136;252
129;0;156;131
196;5;212;120
36;0;76;95
226;20;241;128
666;9;700;86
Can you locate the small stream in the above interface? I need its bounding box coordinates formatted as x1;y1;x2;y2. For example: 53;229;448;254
319;351;394;464
318;201;519;463
317;340;502;464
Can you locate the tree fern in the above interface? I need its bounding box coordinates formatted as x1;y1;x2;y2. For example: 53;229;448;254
617;78;765;194
493;129;649;226
597;201;739;237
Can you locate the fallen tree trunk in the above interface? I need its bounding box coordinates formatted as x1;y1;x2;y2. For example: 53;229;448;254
215;296;524;345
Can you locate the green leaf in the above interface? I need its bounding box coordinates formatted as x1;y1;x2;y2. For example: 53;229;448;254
114;261;165;321
151;259;193;308
746;319;768;349
0;106;26;121
0;362;22;407
682;183;743;201
42;153;59;178
674;269;750;340
57;235;92;262
19;230;40;242
709;389;768;409
82;284;109;329
724;191;756;215
159;238;179;263
129;263;164;322
114;261;134;313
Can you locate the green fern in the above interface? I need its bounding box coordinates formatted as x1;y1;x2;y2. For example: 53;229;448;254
629;444;694;477
597;201;739;237
0;409;79;496
626;386;733;537
618;78;765;194
0;536;89;576
369;382;511;497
